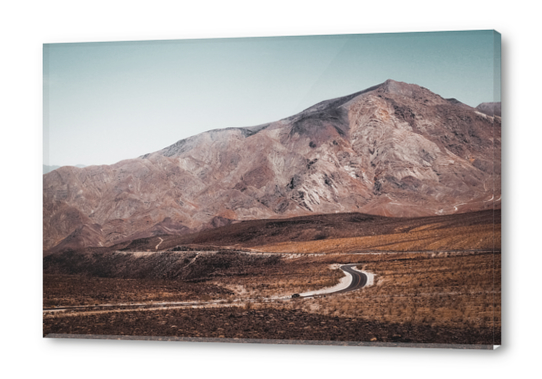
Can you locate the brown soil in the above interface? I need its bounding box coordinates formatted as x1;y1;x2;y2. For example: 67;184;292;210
43;275;233;307
44;250;281;281
256;224;499;253
43;210;501;347
43;306;498;346
43;251;344;302
111;209;499;252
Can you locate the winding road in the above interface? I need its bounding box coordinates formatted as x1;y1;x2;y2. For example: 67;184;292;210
44;263;371;315
155;237;164;250
298;264;369;298
334;265;368;294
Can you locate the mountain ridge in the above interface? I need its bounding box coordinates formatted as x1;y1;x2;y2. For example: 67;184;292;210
43;79;501;252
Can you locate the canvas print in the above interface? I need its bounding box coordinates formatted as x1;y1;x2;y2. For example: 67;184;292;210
43;30;501;349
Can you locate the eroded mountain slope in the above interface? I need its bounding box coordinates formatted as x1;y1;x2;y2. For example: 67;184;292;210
44;80;501;251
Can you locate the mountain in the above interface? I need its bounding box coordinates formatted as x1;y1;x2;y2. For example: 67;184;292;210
43;164;86;174
43;79;501;252
476;102;501;117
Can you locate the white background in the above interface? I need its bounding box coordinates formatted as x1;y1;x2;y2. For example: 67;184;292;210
0;1;538;378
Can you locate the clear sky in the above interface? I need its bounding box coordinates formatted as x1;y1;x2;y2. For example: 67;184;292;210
43;30;500;167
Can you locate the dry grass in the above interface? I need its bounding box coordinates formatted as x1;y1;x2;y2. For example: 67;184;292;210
274;252;501;331
207;259;345;299
43;256;347;306
44;212;502;345
43;275;234;307
254;224;500;254
43;251;501;345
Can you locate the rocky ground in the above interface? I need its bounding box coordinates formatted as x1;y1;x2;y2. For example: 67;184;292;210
43;275;234;307
43;210;501;347
43;306;499;347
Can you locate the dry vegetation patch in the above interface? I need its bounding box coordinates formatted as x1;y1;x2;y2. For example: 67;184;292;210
255;224;500;254
43;210;501;346
43;252;348;306
43;305;497;346
278;252;501;338
43;275;234;307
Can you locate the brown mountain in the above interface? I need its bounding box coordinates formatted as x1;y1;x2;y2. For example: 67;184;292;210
43;79;501;252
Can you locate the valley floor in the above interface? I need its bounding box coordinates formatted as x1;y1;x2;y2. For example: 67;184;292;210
43;249;501;347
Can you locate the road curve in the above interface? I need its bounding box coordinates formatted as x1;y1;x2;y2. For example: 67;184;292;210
333;265;368;294
298;264;368;298
155;237;164;250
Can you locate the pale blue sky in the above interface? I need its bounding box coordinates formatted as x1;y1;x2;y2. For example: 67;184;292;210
43;30;500;166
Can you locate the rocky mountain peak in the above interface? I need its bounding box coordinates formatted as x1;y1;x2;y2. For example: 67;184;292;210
44;81;501;252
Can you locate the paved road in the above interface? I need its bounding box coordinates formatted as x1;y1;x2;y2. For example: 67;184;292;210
298;264;368;298
335;264;368;294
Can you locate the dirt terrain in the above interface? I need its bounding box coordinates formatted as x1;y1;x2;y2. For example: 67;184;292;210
44;306;497;346
43;275;234;307
108;209;499;252
44;209;500;347
44;250;349;304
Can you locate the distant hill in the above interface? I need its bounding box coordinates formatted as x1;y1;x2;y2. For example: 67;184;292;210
476;102;501;117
